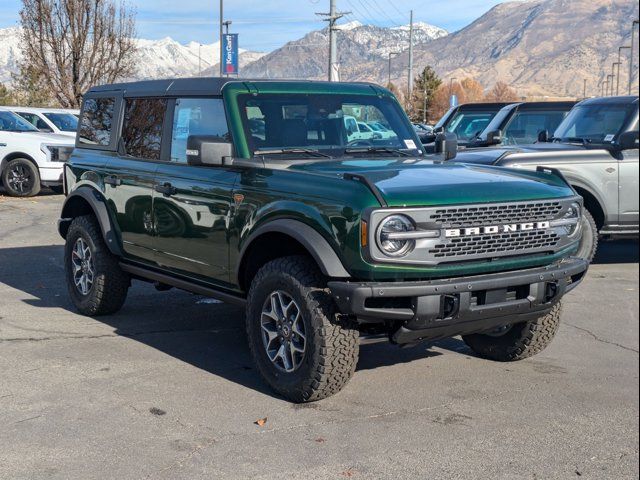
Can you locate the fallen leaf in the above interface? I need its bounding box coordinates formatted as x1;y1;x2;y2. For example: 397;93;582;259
254;417;267;426
341;468;357;477
314;437;326;443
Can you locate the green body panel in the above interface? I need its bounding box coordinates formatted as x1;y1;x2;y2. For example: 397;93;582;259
64;80;579;294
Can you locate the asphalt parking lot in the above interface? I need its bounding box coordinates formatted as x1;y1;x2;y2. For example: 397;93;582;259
0;190;638;480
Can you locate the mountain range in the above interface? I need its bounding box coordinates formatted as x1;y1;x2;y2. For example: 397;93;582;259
1;0;638;99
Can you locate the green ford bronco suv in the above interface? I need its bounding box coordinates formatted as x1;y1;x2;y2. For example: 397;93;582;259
58;78;588;402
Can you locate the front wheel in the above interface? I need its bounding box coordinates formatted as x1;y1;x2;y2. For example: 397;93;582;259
246;256;359;402
576;209;599;262
462;303;562;361
64;215;130;316
1;158;41;197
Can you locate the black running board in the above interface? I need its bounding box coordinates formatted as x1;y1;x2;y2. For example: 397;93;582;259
119;263;246;307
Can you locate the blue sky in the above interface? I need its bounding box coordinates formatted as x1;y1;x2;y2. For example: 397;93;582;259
0;0;503;51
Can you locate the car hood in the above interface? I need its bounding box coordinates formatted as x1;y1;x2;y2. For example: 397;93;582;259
454;143;588;165
287;158;573;207
8;131;75;145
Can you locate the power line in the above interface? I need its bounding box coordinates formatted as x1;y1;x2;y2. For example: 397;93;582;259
362;0;402;27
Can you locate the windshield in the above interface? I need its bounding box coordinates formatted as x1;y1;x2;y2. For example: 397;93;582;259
237;93;422;157
0;111;40;132
43;112;79;132
445;110;501;142
553;103;637;144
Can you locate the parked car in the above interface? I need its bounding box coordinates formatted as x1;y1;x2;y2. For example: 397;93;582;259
58;78;588;402
422;102;513;151
0;110;74;196
467;101;576;148
2;106;79;138
453;96;639;261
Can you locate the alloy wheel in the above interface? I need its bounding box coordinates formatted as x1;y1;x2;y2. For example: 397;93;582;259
7;164;34;194
260;290;306;373
71;238;95;296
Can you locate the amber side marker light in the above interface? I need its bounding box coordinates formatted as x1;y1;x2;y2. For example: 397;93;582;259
361;220;368;247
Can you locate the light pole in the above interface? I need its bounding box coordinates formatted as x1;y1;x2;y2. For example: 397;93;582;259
387;52;399;87
617;46;631;96
606;74;614;96
631;20;639;95
612;62;622;96
219;0;224;77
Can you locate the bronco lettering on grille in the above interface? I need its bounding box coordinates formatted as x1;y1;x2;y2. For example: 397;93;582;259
444;221;551;238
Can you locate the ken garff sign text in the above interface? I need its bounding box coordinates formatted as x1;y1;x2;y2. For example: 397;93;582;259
223;34;239;75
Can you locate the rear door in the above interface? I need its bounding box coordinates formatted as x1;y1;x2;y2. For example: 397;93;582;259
99;96;168;263
152;97;238;287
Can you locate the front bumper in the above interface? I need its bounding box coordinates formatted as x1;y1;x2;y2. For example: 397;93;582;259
328;258;588;344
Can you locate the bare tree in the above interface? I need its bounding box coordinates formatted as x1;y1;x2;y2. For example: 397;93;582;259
18;0;137;108
485;81;518;102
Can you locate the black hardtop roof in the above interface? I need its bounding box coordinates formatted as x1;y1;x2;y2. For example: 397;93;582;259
577;95;639;107
86;77;381;97
455;102;512;110
500;100;577;111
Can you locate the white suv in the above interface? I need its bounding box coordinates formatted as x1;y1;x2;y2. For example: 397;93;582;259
0;110;74;197
2;106;79;138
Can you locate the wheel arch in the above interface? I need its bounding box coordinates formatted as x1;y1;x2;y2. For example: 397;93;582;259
571;184;606;231
58;187;123;256
236;219;351;292
1;152;39;175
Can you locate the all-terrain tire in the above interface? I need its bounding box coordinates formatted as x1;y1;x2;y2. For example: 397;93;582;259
1;158;41;197
246;255;359;402
64;215;129;316
576;209;599;262
462;303;562;362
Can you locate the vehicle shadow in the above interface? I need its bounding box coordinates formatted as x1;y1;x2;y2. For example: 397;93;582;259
0;245;445;400
592;239;639;264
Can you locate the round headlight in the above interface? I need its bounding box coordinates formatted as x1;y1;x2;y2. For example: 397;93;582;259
377;214;416;257
565;202;581;236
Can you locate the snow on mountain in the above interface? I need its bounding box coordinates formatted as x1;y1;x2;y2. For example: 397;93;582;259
0;27;265;84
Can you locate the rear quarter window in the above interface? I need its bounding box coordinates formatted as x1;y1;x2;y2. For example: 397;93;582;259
78;97;116;147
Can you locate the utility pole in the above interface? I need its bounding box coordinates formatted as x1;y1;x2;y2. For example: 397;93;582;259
408;10;414;102
631;20;639;95
423;81;428;124
612;63;621;96
388;52;399;87
219;0;224;77
317;1;350;81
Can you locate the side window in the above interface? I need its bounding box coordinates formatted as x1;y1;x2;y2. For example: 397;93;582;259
170;98;229;163
78;98;116;147
121;98;167;160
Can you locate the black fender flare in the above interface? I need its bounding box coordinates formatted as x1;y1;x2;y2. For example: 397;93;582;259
58;186;123;257
237;219;351;282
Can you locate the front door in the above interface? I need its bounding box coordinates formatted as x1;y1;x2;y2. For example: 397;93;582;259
618;148;639;228
152;97;238;287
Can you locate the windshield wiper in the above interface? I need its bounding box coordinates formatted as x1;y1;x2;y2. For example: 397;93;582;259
254;148;331;158
344;146;411;157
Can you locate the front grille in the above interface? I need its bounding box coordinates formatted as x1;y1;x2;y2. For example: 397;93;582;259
430;230;560;259
431;201;562;228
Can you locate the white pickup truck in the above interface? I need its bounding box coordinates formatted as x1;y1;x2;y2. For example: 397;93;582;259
0;110;74;196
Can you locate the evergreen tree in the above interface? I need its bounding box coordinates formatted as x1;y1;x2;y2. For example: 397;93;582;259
409;66;442;123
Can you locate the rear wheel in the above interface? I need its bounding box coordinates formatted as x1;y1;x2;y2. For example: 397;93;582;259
246;255;359;402
462;303;562;361
64;215;130;316
1;158;41;197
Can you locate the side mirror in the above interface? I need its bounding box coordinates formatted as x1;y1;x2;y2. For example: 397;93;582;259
537;129;549;143
617;130;639;150
434;132;458;161
485;129;503;146
186;136;233;166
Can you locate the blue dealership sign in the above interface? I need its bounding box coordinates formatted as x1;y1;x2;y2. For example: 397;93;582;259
223;34;239;75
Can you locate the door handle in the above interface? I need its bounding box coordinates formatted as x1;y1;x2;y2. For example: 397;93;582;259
155;182;177;197
104;175;122;187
